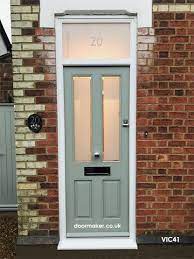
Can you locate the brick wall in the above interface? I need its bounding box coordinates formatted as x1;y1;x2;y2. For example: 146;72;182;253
0;54;13;103
137;5;194;235
11;0;58;236
11;0;194;238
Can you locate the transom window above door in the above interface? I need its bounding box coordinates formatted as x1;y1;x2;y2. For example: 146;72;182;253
62;23;131;60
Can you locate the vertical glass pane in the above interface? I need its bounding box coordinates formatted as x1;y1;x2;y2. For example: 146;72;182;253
103;77;120;161
74;77;91;161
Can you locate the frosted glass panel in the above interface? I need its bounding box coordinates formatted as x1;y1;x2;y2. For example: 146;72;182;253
74;77;91;161
63;23;130;60
103;77;120;161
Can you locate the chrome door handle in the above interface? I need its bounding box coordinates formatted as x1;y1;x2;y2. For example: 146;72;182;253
122;119;129;128
94;152;100;159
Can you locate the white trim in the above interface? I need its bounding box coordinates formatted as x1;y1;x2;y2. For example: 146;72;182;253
56;19;67;239
62;59;132;66
129;17;137;241
57;16;134;22
40;0;153;28
56;15;137;250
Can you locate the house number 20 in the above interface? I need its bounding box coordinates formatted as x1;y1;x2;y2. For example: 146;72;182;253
90;36;103;47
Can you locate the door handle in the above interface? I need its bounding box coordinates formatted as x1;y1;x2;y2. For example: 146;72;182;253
122;119;129;128
94;152;100;159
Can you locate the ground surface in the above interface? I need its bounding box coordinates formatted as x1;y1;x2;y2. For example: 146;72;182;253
0;212;17;259
16;245;194;259
0;214;194;259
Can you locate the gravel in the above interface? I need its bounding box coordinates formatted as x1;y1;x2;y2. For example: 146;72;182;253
0;213;17;259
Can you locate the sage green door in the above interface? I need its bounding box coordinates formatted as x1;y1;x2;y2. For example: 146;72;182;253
64;67;129;237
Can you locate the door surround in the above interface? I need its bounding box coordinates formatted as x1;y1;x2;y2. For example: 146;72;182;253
55;13;137;250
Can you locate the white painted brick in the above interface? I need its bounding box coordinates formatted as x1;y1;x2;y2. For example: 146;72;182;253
12;36;33;43
32;6;40;13
17;169;37;176
138;28;149;36
18;197;37;203
15;112;34;119
13;59;23;66
17;176;27;183
25;104;45;111
16;141;36;148
16;127;30;133
158;5;169;12
11;0;21;5
45;59;55;66
22;13;38;21
138;59;147;66
15;134;25;140
13;89;24;97
29;216;48;223
26;133;46;140
24;74;44;81
14;89;24;96
13;51;33;58
12;21;32;28
11;6;31;13
12;28;22;35
13;74;23;81
26;162;47;169
13;67;33;74
13;82;35;89
15;97;35;104
12;14;21;21
169;4;190;12
38;36;55;43
152;5;158;12
16;155;36;162
18;189;47;197
15;119;25;126
138;36;156;44
16;148;26;155
138;44;148;51
18;183;38;190
16;162;26;169
23;44;43;50
191;5;194;12
44;44;55;51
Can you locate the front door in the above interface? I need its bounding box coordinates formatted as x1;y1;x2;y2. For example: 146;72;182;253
64;67;130;237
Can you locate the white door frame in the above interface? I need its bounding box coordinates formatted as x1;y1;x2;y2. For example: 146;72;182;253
55;14;137;250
